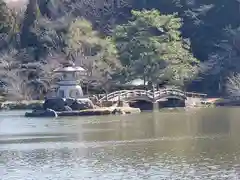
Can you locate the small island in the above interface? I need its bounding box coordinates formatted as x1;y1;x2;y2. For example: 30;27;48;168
25;62;141;118
0;61;219;117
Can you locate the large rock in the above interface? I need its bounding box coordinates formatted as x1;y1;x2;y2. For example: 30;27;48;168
65;98;76;107
25;108;58;118
112;108;126;115
43;98;66;111
70;99;94;110
42;98;95;112
64;105;72;111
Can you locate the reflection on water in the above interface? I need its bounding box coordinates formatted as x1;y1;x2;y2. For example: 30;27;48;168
1;108;240;179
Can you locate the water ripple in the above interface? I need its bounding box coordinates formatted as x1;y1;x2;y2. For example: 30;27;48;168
1;109;240;179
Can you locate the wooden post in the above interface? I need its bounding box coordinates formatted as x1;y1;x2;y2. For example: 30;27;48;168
117;93;121;106
152;83;159;111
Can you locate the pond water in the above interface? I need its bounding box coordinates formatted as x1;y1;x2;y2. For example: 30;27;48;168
1;108;240;179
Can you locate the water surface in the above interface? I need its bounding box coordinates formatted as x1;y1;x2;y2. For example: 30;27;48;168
1;108;240;179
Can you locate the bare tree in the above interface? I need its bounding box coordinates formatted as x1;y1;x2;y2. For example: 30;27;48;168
3;70;33;101
0;49;18;71
32;53;64;97
0;49;64;100
226;73;240;98
0;50;30;100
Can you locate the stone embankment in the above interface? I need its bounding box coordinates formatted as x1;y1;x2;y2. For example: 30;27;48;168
185;97;218;108
0;100;43;110
25;107;141;117
25;106;140;118
0;98;140;117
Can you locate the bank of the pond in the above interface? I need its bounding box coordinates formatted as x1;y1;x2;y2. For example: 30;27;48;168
195;98;240;107
0;99;214;111
213;98;240;106
1;97;233;112
0;100;141;117
25;107;141;117
0;100;44;110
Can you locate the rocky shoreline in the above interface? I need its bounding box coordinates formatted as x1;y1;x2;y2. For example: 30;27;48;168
0;98;141;117
0;100;44;110
1;97;235;118
0;98;216;111
25;107;141;117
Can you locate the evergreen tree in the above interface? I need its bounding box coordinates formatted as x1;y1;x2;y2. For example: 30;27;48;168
65;18;121;92
113;9;199;87
20;0;41;49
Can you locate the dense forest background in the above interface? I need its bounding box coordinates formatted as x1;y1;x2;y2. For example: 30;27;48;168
1;0;240;100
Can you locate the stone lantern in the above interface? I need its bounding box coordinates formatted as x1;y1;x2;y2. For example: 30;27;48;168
54;63;86;99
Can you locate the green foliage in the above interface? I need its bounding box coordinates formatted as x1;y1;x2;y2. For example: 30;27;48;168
2;0;240;99
113;9;198;86
65;18;101;59
65;18;121;92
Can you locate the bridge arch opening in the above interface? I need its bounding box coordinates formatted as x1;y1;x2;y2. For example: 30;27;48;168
158;98;185;108
129;100;153;111
129;97;185;110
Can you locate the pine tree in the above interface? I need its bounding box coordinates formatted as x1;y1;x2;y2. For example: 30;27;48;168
113;9;199;86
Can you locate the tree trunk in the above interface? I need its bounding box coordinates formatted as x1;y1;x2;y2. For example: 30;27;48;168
219;76;223;94
86;82;90;95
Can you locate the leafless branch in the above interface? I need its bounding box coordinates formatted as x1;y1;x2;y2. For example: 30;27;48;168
3;70;33;101
226;73;240;98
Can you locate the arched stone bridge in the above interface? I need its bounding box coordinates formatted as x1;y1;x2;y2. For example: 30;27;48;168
98;89;188;103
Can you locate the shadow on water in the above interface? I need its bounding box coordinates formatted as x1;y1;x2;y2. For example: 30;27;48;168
129;98;185;110
0;108;238;148
1;108;240;179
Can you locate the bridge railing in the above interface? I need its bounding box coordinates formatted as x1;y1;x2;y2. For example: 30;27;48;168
185;92;207;98
97;88;207;102
154;88;186;98
98;89;154;101
98;88;187;102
